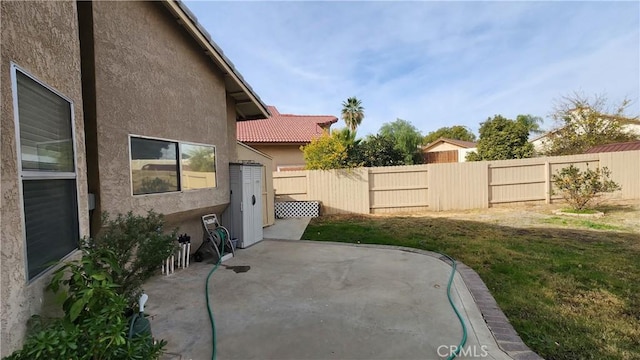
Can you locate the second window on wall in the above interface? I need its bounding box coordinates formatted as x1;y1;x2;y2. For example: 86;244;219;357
130;136;216;195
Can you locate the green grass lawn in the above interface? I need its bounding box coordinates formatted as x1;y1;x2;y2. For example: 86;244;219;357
303;214;640;360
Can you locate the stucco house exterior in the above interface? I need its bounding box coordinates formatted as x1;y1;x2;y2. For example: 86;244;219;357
422;138;477;163
1;1;268;355
236;106;338;171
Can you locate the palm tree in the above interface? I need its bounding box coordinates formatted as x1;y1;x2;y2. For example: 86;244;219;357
341;97;365;132
516;114;545;135
332;127;357;145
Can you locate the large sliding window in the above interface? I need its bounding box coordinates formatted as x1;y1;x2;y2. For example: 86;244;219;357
130;136;216;195
12;64;80;280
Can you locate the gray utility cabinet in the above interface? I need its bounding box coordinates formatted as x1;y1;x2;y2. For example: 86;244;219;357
227;163;263;248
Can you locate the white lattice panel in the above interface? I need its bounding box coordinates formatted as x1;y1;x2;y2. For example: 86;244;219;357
275;201;320;218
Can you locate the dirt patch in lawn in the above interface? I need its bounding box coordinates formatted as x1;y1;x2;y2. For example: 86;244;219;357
368;200;640;234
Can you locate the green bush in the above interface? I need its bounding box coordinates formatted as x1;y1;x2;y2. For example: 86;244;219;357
4;245;166;360
91;211;177;306
552;164;621;210
139;177;172;194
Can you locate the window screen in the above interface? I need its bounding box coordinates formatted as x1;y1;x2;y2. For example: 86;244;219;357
14;65;80;280
16;71;74;172
23;180;79;279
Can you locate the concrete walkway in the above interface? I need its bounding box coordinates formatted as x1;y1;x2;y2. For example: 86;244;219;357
145;240;513;360
263;217;311;240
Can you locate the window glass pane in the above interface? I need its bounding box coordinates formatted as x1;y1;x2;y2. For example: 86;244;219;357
131;137;179;195
16;71;74;172
23;179;79;280
181;143;216;190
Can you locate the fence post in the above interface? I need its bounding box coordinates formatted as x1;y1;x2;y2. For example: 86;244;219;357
545;161;551;204
365;168;371;214
305;170;310;201
486;162;490;208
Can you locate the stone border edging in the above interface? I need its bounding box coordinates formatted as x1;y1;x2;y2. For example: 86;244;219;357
455;263;543;360
278;240;544;360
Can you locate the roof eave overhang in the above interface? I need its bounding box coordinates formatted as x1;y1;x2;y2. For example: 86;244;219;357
317;118;339;127
161;0;270;120
239;141;310;146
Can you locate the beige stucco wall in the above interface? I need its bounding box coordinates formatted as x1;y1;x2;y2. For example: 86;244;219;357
623;123;640;136
87;1;232;243
0;1;90;356
249;143;307;170
458;148;477;162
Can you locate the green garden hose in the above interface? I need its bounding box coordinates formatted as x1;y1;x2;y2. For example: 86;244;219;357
439;252;468;360
205;228;228;360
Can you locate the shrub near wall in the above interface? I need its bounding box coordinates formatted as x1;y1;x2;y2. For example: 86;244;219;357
5;211;176;360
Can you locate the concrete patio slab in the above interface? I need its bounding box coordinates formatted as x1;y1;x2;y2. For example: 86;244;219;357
263;217;311;240
145;240;512;360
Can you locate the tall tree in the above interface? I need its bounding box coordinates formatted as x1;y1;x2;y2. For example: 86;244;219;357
423;125;477;145
355;134;405;167
341;97;365;132
379;118;424;165
516;114;545;136
543;94;639;156
466;115;534;161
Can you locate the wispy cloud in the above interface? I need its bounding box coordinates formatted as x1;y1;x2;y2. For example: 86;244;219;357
186;1;640;137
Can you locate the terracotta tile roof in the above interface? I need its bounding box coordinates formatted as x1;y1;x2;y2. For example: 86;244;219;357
422;137;477;152
237;106;338;143
584;140;640;154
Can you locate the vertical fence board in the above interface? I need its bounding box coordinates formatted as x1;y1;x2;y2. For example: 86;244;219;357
599;150;640;199
307;168;369;215
273;170;308;201
428;162;488;211
369;165;429;213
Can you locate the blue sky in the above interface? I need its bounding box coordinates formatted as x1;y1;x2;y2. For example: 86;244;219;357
185;1;640;138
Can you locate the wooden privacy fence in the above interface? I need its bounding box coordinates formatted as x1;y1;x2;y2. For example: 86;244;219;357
424;150;458;164
273;150;640;214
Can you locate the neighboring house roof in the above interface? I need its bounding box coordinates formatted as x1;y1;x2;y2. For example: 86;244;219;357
237;106;338;143
584;140;640;154
162;0;269;120
422;138;477;152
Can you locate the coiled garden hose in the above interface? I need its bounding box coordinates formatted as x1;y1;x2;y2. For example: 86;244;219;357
439;252;468;360
205;228;228;360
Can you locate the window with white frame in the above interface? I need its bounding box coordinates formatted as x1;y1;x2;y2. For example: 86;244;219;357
12;64;80;280
130;136;216;195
